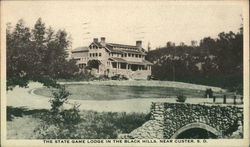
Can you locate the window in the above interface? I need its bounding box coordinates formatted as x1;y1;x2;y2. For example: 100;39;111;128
96;53;98;57
135;54;138;58
125;54;127;57
132;54;134;57
128;53;131;57
121;54;123;57
139;55;141;58
99;53;101;57
90;53;92;57
120;63;126;69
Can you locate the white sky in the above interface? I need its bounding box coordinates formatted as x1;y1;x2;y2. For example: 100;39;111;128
2;1;243;50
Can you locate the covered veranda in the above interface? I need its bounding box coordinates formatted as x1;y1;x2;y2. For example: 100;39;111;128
108;58;152;71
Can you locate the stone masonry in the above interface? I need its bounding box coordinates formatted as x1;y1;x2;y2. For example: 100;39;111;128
122;102;243;139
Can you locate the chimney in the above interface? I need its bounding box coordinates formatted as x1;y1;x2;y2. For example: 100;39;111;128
136;40;142;48
100;37;106;46
93;38;98;43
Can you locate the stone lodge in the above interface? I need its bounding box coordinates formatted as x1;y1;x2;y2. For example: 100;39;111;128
71;37;152;79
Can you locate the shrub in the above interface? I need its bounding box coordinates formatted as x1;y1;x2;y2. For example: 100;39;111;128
204;88;213;98
50;86;70;113
176;93;187;103
35;85;82;139
111;75;128;80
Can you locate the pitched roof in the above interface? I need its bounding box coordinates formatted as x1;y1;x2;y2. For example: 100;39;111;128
89;41;147;55
109;57;127;63
108;57;153;65
122;49;147;55
106;43;139;49
72;46;89;53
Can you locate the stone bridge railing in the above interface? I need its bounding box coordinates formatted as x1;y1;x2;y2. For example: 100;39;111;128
121;102;243;139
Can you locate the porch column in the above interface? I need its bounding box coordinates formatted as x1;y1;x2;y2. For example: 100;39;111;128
126;64;128;70
116;62;118;74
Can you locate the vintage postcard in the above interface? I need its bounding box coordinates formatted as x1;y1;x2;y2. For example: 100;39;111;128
1;0;249;147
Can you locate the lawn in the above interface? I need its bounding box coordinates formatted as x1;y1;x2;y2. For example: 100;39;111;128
33;84;224;101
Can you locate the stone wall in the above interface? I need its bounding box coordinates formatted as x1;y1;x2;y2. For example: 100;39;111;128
125;102;243;139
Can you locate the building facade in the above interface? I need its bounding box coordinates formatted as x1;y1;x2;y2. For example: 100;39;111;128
71;37;152;79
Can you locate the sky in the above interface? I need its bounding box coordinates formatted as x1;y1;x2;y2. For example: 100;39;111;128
2;1;244;50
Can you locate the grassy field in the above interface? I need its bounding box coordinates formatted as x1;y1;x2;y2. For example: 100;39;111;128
7;106;149;139
33;84;225;101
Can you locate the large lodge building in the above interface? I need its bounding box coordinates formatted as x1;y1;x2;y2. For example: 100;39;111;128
71;37;152;79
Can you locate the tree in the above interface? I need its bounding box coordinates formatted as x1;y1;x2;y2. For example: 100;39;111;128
87;60;101;69
6;18;79;90
7;19;32;88
191;40;197;47
179;42;185;46
146;26;243;93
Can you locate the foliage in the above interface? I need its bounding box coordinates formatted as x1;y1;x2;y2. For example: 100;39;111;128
6;18;79;90
111;75;128;80
204;88;213;98
50;86;70;113
7;106;148;139
87;59;101;69
146;27;243;94
37;111;148;139
34;86;82;139
176;93;187;103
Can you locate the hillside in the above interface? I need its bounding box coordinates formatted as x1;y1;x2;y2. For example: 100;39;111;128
145;30;243;94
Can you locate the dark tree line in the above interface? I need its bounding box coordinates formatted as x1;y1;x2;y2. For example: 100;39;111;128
7;18;79;89
146;27;243;93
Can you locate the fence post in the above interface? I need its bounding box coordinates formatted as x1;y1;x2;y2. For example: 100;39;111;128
233;95;236;105
223;95;226;104
213;96;216;103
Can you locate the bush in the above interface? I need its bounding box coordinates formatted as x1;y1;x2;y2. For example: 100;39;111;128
34;85;82;139
50;86;70;113
176;93;187;103
111;75;128;80
34;110;148;139
204;88;213;98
